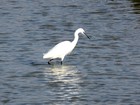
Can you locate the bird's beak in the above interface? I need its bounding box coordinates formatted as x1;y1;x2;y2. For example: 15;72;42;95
83;32;90;39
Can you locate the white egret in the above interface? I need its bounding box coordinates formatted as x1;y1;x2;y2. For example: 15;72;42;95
43;28;90;65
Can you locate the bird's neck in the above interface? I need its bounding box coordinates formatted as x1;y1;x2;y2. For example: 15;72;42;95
72;32;79;47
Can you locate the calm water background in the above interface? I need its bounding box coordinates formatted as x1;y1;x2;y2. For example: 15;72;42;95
0;0;140;105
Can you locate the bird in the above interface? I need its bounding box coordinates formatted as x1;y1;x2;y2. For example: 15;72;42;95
43;28;90;65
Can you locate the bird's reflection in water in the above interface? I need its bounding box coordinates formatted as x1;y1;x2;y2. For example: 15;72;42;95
43;65;83;101
44;65;82;84
44;65;84;104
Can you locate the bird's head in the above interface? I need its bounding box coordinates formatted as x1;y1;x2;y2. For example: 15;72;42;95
76;28;90;39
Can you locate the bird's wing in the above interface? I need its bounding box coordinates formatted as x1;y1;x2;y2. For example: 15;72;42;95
43;41;72;59
49;41;72;53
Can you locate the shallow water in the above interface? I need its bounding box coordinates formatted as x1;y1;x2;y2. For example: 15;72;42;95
0;0;140;104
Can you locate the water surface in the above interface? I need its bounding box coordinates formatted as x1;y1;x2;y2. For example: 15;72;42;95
0;0;140;104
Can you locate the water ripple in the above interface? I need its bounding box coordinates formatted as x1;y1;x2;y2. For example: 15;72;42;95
0;0;140;104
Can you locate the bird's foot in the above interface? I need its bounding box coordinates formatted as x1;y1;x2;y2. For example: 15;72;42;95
48;61;51;65
48;59;53;65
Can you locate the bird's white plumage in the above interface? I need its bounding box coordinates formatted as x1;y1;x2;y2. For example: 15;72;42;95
43;28;89;64
43;41;73;61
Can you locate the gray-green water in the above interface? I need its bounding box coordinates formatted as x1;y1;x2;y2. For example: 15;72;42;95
0;0;140;104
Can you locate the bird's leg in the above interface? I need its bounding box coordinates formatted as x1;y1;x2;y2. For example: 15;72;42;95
61;57;64;65
61;61;63;65
48;59;53;65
